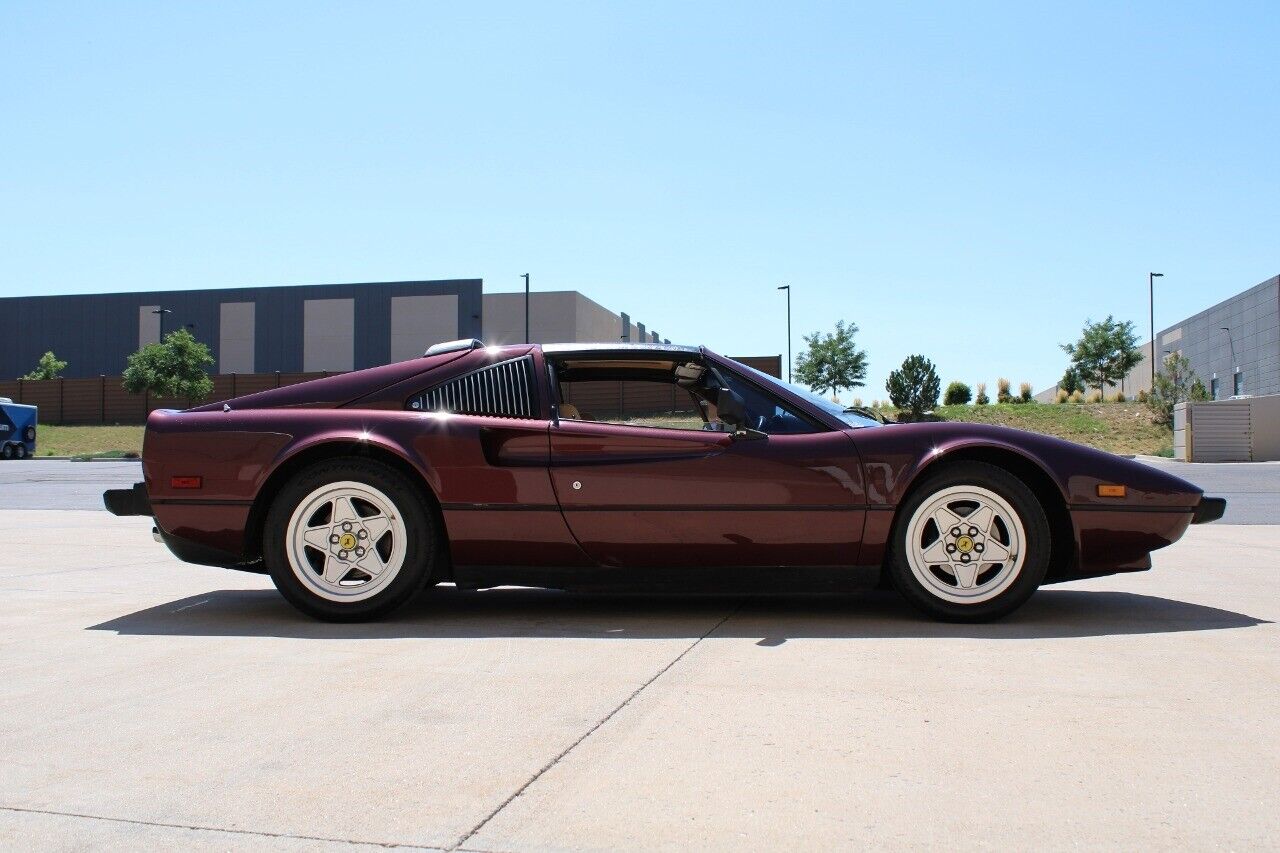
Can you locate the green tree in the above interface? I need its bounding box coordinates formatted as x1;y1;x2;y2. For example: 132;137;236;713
1147;352;1211;426
886;354;941;421
1060;315;1143;394
122;329;214;400
793;320;868;398
1059;368;1083;395
21;351;68;380
943;381;972;405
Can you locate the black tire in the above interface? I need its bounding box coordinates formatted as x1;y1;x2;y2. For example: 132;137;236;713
263;458;440;622
13;444;26;460
23;426;36;443
0;444;12;460
887;461;1050;622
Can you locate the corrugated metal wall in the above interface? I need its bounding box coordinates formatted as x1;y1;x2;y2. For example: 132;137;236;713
0;280;482;379
1177;399;1252;462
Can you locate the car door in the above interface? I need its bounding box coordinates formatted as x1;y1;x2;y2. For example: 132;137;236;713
548;419;866;568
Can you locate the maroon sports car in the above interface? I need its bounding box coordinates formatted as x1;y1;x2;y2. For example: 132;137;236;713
104;339;1224;622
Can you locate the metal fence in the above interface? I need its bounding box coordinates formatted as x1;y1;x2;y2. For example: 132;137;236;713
0;373;332;425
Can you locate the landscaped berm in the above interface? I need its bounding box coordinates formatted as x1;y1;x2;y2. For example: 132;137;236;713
33;403;1170;459
931;402;1171;456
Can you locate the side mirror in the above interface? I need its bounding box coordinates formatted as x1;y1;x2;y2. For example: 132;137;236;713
716;387;748;429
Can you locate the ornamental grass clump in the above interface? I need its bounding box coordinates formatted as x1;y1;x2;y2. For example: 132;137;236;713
996;377;1013;404
974;382;989;405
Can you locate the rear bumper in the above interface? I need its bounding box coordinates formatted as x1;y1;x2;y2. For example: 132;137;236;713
1192;496;1227;524
103;482;152;517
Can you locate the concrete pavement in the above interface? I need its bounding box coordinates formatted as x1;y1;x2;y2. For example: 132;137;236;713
1;506;1276;850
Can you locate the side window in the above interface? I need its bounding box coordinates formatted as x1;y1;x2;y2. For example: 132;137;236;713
408;356;539;418
717;367;819;435
559;378;707;431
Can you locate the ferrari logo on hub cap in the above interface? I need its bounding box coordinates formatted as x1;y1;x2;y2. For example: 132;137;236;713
956;535;974;553
338;533;357;551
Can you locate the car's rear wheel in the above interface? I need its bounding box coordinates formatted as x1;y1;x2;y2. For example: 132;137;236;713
13;444;26;459
1;444;12;460
263;458;438;621
887;461;1049;622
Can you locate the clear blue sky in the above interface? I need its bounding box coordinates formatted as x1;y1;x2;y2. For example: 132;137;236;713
2;2;1277;397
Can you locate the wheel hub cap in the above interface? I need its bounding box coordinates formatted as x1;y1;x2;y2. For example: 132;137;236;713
285;481;409;603
904;485;1026;604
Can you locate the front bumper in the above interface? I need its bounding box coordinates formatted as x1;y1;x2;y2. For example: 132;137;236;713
1192;496;1227;524
103;482;151;517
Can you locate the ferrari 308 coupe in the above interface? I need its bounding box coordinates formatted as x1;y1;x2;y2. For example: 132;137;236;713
104;340;1224;622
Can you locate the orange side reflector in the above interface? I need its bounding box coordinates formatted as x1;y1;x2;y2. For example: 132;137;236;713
171;476;203;489
1097;484;1127;498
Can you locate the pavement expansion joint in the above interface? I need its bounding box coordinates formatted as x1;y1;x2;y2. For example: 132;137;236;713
0;805;446;850
448;600;744;851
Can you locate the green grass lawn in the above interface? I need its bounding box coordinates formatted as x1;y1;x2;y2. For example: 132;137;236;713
897;402;1173;456
35;425;144;457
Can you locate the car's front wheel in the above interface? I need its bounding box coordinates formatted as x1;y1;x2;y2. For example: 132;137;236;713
263;459;439;621
887;461;1050;622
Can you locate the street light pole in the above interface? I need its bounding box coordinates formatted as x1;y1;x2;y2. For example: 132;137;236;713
520;274;530;344
1148;272;1163;390
152;307;172;339
777;285;791;383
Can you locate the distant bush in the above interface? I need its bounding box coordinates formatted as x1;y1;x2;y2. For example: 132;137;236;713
1069;389;1084;404
943;381;972;405
996;377;1013;404
852;397;863;407
886;354;941;421
1055;389;1069;404
974;382;989;405
1086;389;1103;404
1136;389;1149;404
1111;390;1126;403
1060;368;1083;395
1019;382;1033;403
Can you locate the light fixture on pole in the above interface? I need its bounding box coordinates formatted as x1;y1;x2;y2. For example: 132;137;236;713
152;307;173;339
520;274;530;344
1220;327;1236;369
777;285;791;383
1148;272;1163;391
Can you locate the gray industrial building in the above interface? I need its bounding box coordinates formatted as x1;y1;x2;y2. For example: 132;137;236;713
1038;273;1280;401
0;279;672;379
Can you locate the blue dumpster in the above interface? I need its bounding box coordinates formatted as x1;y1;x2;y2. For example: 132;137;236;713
0;398;37;459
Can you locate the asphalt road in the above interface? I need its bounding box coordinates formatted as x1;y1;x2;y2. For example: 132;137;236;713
0;461;1277;849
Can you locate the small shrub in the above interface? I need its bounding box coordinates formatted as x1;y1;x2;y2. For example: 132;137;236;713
886;354;942;421
852;397;863;407
1086;389;1103;404
1136;389;1149;404
1069;389;1084;404
1055;389;1069;404
943;381;972;405
974;382;989;405
996;377;1013;404
1111;390;1126;403
1019;382;1033;403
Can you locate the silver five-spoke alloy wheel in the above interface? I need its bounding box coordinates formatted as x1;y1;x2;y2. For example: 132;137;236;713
285;481;408;603
903;484;1026;605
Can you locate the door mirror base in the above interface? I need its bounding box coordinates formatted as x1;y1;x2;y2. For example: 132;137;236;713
731;428;768;442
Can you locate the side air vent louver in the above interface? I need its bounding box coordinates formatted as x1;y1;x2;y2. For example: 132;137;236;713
408;356;537;419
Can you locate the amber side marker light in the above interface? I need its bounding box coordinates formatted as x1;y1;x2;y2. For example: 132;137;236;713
170;476;203;489
1097;484;1127;498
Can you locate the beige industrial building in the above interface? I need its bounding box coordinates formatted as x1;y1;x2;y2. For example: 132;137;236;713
1037;273;1280;401
481;291;666;347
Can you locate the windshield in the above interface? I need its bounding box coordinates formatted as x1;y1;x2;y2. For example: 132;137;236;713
732;362;884;429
